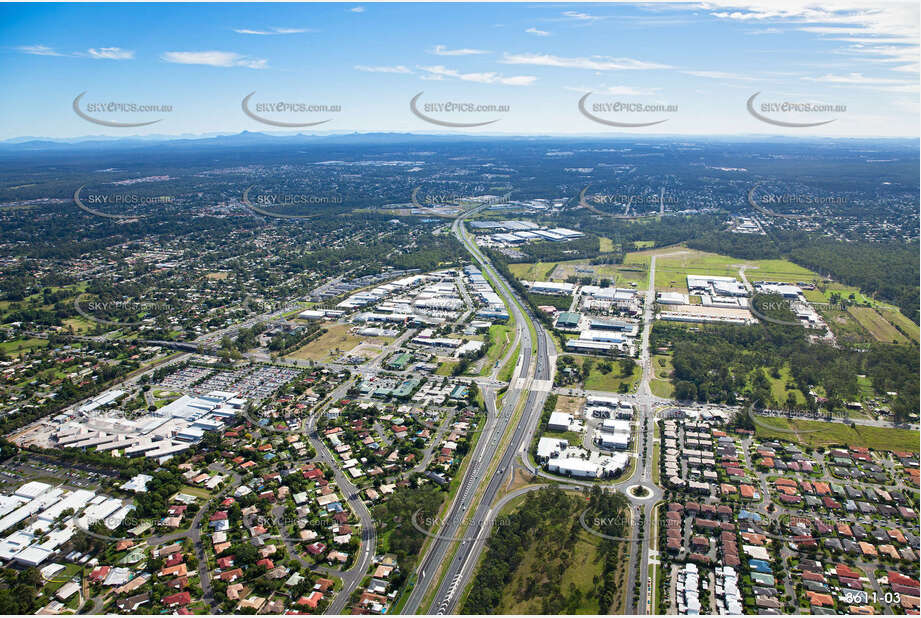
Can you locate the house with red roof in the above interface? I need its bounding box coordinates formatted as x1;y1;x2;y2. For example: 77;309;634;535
162;591;191;607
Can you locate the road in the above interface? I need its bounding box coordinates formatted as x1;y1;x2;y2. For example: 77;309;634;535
304;400;378;615
402;205;557;615
619;254;666;615
440;252;667;615
401;205;540;614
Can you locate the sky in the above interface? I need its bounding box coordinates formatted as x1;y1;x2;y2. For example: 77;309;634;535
0;1;918;139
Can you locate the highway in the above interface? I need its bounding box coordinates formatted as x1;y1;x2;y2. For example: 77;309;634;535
435;250;667;616
400;205;543;613
399;205;556;615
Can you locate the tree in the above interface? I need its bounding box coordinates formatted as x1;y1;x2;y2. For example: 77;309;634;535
674;381;697;402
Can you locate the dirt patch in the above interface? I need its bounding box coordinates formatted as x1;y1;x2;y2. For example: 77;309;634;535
555;395;585;416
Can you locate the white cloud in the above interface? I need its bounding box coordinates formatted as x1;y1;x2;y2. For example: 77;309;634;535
431;45;489;56
86;47;134;60
354;64;412;74
502;53;670;71
526;27;551;36
417;65;536;86
161;50;267;69
803;72;918;91
561;11;604;22
349;6;365;12
701;2;919;71
17;44;63;57
565;85;661;96
234;27;309;35
682;70;756;80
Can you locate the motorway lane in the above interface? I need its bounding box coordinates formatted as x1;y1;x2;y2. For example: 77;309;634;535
621;254;664;615
447;252;665;615
421;213;555;615
432;325;552;615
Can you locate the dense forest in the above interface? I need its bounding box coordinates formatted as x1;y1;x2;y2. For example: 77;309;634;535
650;321;919;422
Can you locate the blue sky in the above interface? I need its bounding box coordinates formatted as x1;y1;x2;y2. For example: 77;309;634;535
1;2;918;138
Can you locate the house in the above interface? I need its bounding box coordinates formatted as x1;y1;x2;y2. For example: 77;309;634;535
306;542;326;555
237;596;266;612
158;564;187;578
217;556;235;569
116;593;149;612
226;583;246;601
162;591;191;608
220;568;243;582
298;591;324;609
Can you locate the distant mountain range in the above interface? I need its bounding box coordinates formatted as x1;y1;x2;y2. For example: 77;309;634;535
1;131;916;152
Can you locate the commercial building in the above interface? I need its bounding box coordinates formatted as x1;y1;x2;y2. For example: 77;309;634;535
527;281;577;296
657;292;689;305
536;437;567;462
555;312;581;330
547;412;573;432
687;275;747;297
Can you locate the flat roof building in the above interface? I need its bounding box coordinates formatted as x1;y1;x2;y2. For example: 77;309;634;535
555;312;581;329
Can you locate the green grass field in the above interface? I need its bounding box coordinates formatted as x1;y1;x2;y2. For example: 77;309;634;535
762;365;807;407
650;355;675;398
435;361;458;376
0;337;49;354
285;323;363;361
879;308;920;343
847;306;908;344
820;308;873;344
492;496;621;614
508;258;647;288
180;485;213;499
646;248;821;292
580;359;641;393
753;417;920;452
508;261;560;281
478;323;513;376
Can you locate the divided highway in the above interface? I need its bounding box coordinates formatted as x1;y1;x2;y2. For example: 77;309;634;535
402;206;553;614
